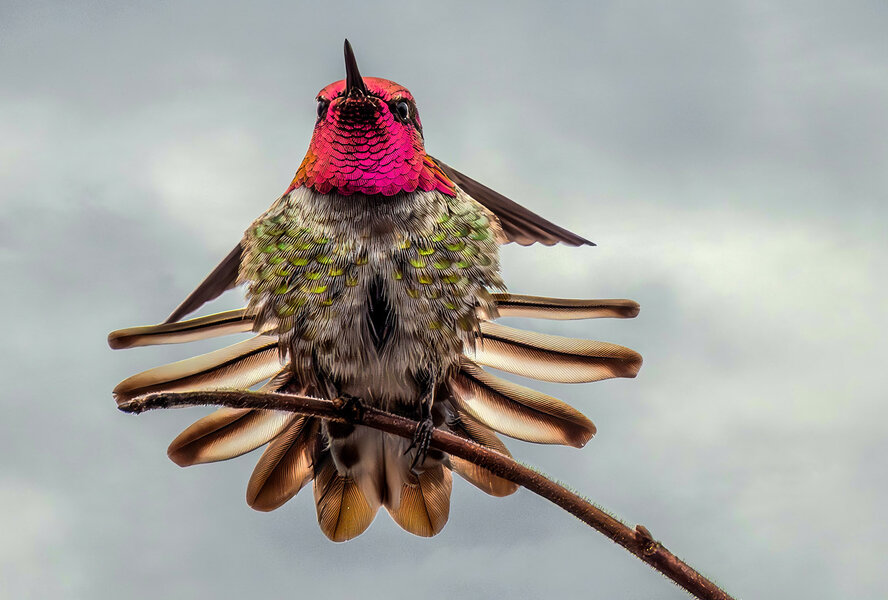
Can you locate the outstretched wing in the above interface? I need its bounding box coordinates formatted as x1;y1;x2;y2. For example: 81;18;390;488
163;161;592;323
432;158;594;247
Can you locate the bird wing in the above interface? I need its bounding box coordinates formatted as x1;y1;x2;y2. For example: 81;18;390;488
165;243;242;323
431;158;594;247
162;161;592;323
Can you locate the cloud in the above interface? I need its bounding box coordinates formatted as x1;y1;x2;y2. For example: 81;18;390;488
1;2;886;599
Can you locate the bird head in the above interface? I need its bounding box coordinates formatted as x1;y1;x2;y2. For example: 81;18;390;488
288;40;455;197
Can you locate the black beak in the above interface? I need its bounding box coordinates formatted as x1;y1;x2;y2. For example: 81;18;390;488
343;39;368;97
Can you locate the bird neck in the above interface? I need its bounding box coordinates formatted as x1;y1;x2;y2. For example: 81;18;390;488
286;133;455;197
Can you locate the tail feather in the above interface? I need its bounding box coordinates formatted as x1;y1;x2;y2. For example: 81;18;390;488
168;407;295;467
313;452;380;542
112;335;280;403
491;294;639;320
447;411;519;497
466;321;642;383
108;309;253;349
247;417;318;512
450;359;596;448
388;466;452;537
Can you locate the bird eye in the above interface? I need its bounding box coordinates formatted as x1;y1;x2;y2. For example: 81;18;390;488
394;100;410;122
317;99;329;119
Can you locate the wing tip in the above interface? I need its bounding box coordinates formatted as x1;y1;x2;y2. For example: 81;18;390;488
509;236;596;248
432;158;597;249
164;243;243;323
165;305;193;325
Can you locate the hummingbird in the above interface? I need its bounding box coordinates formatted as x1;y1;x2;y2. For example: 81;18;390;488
109;40;642;541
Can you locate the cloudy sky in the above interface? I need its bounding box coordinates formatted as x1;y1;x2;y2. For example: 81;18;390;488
2;1;886;598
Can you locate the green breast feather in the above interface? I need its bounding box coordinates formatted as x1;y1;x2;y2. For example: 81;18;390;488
240;195;503;342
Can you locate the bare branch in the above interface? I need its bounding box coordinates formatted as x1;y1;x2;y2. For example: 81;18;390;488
119;390;735;600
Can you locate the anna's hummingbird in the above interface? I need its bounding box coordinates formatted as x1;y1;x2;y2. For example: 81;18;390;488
110;40;642;541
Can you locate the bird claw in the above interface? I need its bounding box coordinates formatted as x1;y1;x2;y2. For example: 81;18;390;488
405;417;435;475
332;394;364;421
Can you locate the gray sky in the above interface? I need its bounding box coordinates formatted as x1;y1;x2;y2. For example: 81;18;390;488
2;1;886;598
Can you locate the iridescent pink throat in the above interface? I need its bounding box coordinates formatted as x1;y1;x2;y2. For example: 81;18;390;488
286;92;455;197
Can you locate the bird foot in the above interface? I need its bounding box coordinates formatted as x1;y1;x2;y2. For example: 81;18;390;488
332;394;364;422
405;417;435;476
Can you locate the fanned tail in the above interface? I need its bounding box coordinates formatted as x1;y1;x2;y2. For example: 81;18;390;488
109;289;641;541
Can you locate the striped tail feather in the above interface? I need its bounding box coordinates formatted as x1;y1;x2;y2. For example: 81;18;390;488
491;294;639;320
466;321;642;384
111;335;281;403
449;358;596;448
247;417;319;512
108;309;254;349
313;450;380;542
446;410;519;497
165;371;293;467
388;466;452;537
168;407;296;467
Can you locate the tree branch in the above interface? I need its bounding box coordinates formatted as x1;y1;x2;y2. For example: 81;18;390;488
119;390;735;600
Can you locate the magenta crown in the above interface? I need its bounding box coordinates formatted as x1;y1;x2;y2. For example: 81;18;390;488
287;41;455;197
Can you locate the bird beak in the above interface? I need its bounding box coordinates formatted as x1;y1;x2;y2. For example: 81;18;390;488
343;39;368;97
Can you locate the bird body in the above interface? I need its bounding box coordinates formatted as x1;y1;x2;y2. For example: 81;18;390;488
240;186;502;407
110;41;643;541
239;184;502;527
